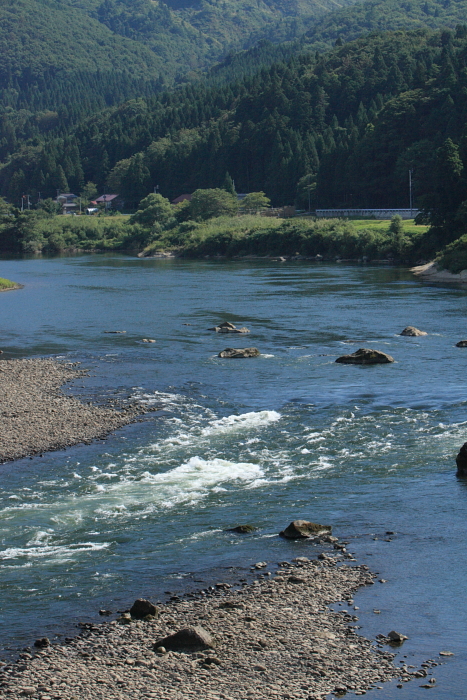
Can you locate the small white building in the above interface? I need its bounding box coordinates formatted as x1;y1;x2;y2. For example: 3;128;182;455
56;193;78;214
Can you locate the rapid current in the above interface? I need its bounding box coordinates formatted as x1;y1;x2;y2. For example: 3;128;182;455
0;255;466;698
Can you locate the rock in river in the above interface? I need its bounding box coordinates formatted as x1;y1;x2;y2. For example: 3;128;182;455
154;626;214;652
209;322;250;333
456;340;467;347
335;348;394;365
226;524;257;533
218;347;260;358
455;442;467;477
400;326;427;336
280;520;332;539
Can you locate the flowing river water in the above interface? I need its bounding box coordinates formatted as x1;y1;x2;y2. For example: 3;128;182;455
0;255;466;698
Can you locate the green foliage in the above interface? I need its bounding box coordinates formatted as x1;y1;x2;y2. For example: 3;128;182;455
189;189;238;221
80;182;99;205
222;172;236;196
240;192;271;211
37;198;61;215
436;235;467;273
0;277;17;289
129;193;174;228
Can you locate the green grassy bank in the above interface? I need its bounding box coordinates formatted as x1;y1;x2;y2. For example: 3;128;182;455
0;208;434;263
142;215;429;261
0;277;20;290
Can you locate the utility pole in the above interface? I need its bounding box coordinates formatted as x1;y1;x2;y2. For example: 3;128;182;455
409;169;413;216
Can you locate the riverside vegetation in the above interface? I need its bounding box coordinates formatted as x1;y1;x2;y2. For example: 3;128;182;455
0;190;429;262
5;0;467;269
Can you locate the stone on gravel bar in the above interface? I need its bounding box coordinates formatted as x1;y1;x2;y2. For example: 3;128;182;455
33;637;50;648
130;599;159;619
154;626;214;652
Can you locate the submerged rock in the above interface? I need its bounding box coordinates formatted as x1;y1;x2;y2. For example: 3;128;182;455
400;326;427;336
280;520;332;539
154;626;214;652
209;322;250;333
130;599;159;619
33;638;50;649
455;442;467;477
208;321;236;330
218;347;260;358
387;630;408;644
226;524;257;533
335;348;394;365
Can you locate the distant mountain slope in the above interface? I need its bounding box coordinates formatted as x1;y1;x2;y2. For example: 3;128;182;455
0;0;164;79
301;0;467;49
209;0;467;82
0;0;358;88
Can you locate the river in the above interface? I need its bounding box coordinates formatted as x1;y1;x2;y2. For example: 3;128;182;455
0;255;466;698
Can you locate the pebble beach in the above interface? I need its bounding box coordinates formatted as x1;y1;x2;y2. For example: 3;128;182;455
0;358;145;463
0;557;414;700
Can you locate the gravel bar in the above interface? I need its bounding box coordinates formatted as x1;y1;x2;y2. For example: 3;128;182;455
0;358;146;463
0;558;406;700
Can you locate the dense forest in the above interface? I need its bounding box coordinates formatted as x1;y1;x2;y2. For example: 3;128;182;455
3;0;467;261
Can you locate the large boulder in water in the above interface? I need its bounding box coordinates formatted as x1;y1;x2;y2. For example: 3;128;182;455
218;347;260;358
153;626;214;652
456;340;467;347
280;520;332;539
456;443;467;477
400;326;427;336
335;348;394;365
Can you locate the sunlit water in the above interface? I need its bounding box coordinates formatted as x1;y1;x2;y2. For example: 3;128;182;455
0;255;466;698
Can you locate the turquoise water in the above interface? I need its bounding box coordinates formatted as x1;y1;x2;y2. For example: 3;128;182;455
0;255;466;698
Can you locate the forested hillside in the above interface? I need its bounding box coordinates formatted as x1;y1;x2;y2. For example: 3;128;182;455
0;0;357;113
3;21;467;251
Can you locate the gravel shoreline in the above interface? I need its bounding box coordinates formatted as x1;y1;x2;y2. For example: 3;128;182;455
0;358;146;463
0;556;412;700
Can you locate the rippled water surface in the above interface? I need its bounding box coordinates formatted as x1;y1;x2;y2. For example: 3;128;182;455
0;255;466;698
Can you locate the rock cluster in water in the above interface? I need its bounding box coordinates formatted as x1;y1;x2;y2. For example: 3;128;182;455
0;557;423;700
218;347;260;358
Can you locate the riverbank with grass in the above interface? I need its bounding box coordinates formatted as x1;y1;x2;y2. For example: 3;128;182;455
0;205;436;263
142;215;429;261
0;277;22;291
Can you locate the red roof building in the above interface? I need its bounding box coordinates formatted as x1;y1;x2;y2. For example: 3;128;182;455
171;194;192;204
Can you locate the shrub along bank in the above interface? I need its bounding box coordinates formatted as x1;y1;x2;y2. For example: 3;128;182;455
0;207;430;262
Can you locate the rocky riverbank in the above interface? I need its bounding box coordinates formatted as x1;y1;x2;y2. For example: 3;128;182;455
0;358;147;463
0;555;423;700
410;261;467;283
